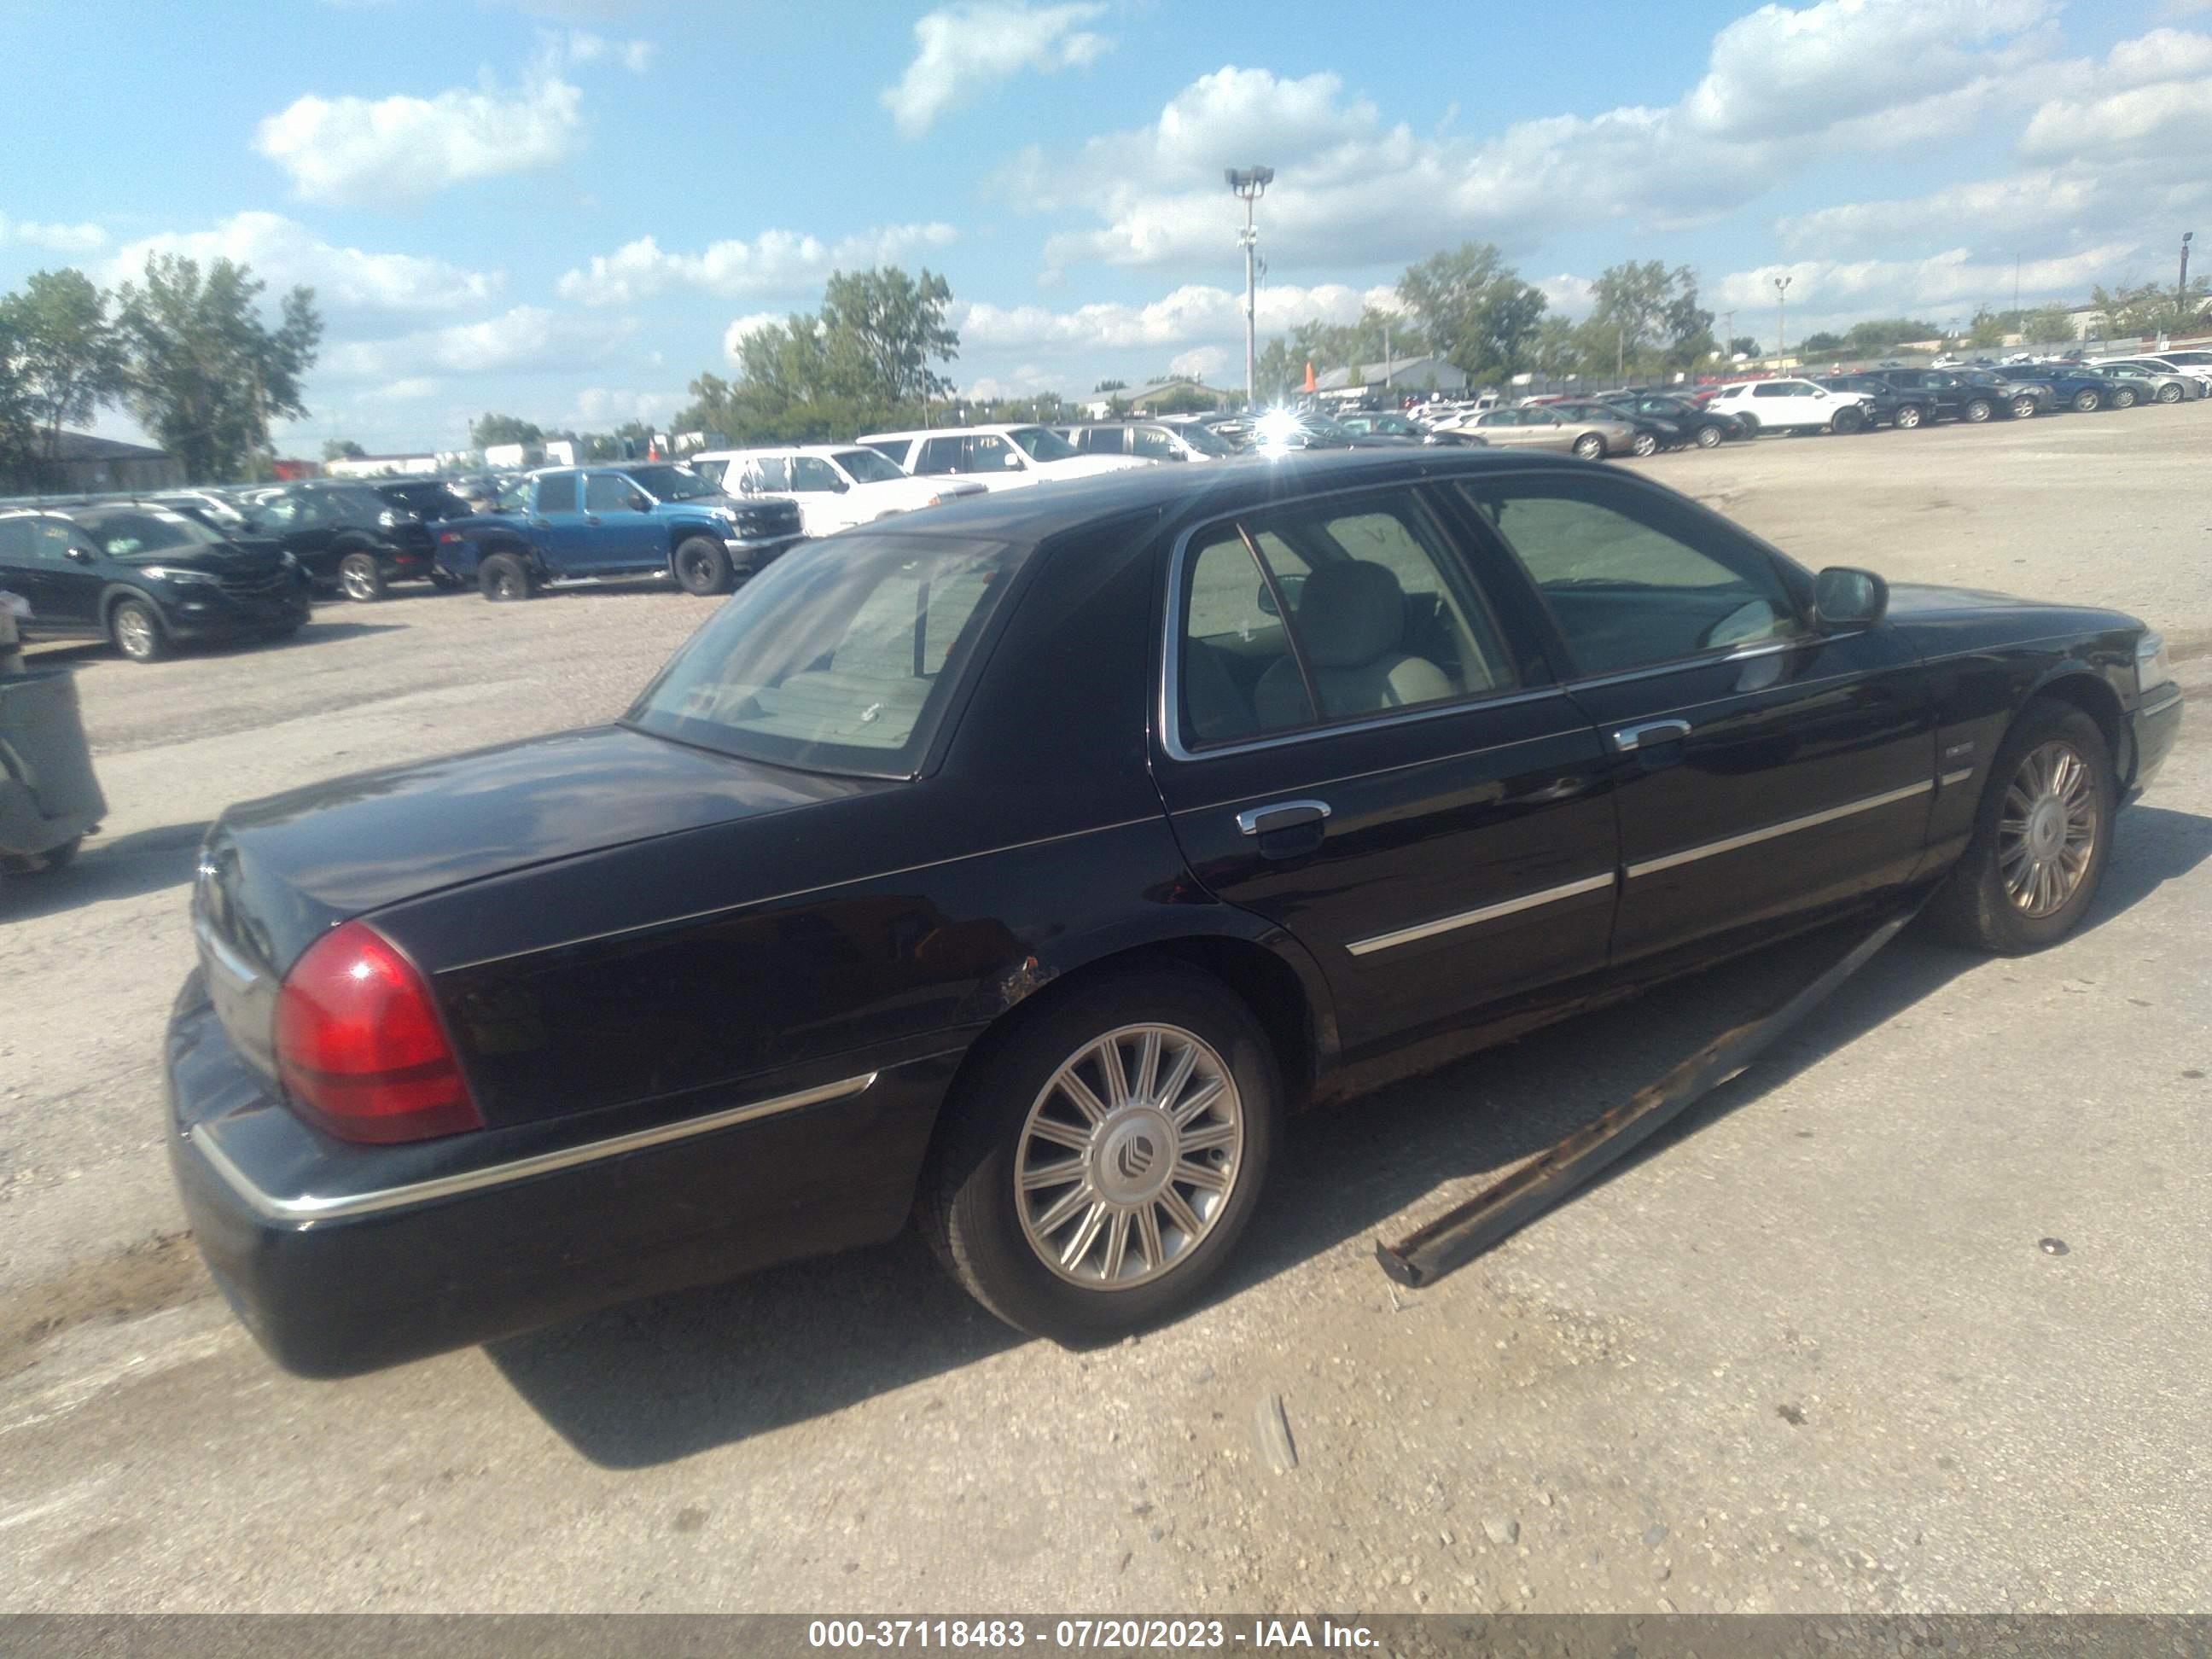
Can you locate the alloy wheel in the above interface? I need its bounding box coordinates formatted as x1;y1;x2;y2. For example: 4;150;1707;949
1998;739;2098;918
341;562;378;602
2011;396;2037;419
1014;1023;1245;1289
115;607;155;659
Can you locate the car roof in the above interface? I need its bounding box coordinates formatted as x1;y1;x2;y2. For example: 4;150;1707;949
841;446;1598;545
858;424;1045;441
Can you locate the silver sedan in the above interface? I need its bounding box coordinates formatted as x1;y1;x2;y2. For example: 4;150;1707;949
1470;405;1642;459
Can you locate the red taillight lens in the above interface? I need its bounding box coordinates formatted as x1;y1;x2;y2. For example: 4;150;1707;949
274;921;483;1144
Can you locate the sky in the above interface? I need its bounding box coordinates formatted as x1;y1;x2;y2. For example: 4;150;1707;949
2;0;2207;455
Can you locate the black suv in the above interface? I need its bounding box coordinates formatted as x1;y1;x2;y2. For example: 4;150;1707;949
1602;391;1743;447
234;482;444;602
0;501;307;662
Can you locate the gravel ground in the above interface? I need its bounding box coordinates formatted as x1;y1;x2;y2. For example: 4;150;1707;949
2;407;2209;1613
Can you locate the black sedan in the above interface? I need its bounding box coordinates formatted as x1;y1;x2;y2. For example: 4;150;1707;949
166;450;2182;1376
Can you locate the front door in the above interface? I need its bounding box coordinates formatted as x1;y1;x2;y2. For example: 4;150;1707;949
528;472;590;573
582;471;656;568
1452;468;1937;966
26;519;106;631
1151;481;1621;1055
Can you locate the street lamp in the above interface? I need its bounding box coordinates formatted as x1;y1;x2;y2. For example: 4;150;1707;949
1226;166;1274;407
1773;275;1793;364
2183;232;2197;333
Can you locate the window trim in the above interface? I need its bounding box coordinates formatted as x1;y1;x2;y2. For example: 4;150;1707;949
1156;480;1551;765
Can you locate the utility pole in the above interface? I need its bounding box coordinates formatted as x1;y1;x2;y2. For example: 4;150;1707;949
1225;167;1274;409
1722;310;1734;357
1774;275;1793;365
2012;254;2021;323
2183;232;2196;335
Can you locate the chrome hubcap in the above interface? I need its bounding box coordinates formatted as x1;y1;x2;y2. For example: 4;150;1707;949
342;564;375;599
1999;740;2098;917
117;610;152;655
1015;1023;1243;1289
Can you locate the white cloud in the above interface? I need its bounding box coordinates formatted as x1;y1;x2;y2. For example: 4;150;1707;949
563;387;681;428
556;28;654;72
963;365;1058;399
326;306;638;380
556;223;956;306
105;212;500;321
1714;243;2139;329
1166;345;1229;381
722;311;785;364
370;376;443;400
882;2;1111;137
1004;1;2064;276
954;281;1399;353
2020;73;2212;162
255;67;584;206
0;214;108;253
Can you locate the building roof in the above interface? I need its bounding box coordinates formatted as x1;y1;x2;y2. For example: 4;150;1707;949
1313;355;1468;391
49;431;171;462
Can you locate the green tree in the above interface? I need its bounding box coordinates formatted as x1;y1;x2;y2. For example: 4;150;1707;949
469;412;544;450
1;269;127;480
1728;335;1760;357
0;306;39;484
2088;279;2209;339
1397;243;1547;383
1797;330;1847;355
1529;315;1582;377
1580;261;1712;379
1145;384;1221;415
819;265;959;413
114;254;321;484
1093;378;1127;393
322;438;365;461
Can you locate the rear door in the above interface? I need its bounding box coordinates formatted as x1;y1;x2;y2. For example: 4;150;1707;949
527;472;590;572
1151;480;1621;1051
1454;468;1936;966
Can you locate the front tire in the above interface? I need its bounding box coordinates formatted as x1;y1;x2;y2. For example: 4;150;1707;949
1964;399;1994;423
1572;434;1606;461
1695;423;1723;448
1831;405;1866;434
1928;700;2114;956
338;552;386;603
922;965;1281;1344
2112;388;2138;410
674;535;732;596
2156;382;2183;405
1630;432;1658;457
109;597;168;662
2071;388;2102;413
478;553;533;602
1735;410;1761;435
2011;394;2039;419
1894;403;1925;430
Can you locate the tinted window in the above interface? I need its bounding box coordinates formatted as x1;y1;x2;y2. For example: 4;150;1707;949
1476;410;1519;427
789;457;842;492
1076;427;1125;455
912;438;958;475
1457;476;1802;677
690;457;729;486
1006;426;1079;461
32;521;73;562
1131;426;1181;460
744;457;791;491
964;434;1016;473
585;473;636;512
83;511;219;557
536;474;580;514
0;520;33;562
1750;382;1787;398
865;438;913;469
626;534;1024;777
1177;489;1518;748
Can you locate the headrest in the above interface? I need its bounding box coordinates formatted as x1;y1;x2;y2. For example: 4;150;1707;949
1293;560;1406;669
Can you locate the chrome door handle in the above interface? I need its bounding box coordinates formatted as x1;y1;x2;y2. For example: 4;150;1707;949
1236;799;1332;836
1612;719;1691;753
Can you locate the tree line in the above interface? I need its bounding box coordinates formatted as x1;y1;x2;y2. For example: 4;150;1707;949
0;260;322;488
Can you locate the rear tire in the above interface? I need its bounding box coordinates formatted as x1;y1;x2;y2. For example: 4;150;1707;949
1894;404;1925;429
338;552;385;603
1735;410;1761;434
1630;432;1658;457
479;553;533;602
1928;700;2114;956
2071;389;2102;412
921;965;1281;1344
2011;394;2039;419
674;535;732;596
109;597;168;662
1964;399;1994;423
2112;388;2138;410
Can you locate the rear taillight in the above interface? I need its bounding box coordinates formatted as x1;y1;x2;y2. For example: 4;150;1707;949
438;531;463;544
274;921;482;1144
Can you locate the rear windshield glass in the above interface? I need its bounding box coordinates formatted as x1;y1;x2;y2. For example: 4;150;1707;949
624;533;1026;777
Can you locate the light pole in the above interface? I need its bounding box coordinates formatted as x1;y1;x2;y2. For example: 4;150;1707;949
2182;232;2196;333
1773;275;1793;365
1226;166;1273;408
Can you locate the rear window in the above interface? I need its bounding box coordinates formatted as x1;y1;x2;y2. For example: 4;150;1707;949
624;533;1027;777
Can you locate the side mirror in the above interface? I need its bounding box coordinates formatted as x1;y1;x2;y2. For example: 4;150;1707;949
1813;566;1887;629
1254;573;1307;618
1003;451;1023;469
626;492;649;512
67;545;97;564
830;479;849;493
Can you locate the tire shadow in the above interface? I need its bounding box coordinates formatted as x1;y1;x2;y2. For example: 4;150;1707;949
0;819;212;921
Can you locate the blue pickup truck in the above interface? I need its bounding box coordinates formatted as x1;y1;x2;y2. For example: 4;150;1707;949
434;463;805;600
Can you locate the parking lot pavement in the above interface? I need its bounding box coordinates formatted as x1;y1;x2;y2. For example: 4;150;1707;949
3;407;2209;1613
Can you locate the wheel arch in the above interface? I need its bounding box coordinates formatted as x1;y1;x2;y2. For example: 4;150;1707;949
98;583;159;627
2022;667;2128;789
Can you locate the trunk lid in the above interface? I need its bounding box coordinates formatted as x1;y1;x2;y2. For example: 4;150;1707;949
192;725;885;1080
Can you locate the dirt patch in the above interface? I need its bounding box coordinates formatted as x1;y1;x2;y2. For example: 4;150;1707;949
0;1231;210;1377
